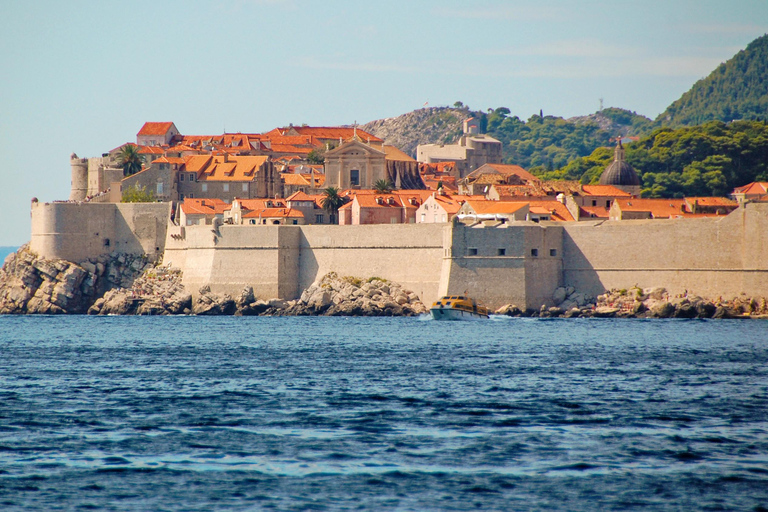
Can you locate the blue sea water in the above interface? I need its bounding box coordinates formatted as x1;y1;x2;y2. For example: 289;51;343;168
0;315;767;511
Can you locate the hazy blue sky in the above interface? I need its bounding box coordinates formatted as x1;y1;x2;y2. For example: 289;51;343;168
1;0;767;245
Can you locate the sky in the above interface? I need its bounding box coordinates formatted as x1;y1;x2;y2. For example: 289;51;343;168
1;0;767;246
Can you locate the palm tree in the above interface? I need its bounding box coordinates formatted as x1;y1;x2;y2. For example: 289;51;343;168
321;186;346;224
117;144;143;177
373;179;394;194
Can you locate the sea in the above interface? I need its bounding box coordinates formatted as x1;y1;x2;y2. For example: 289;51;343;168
0;315;766;511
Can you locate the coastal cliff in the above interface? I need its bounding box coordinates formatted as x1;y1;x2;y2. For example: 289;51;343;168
0;245;152;314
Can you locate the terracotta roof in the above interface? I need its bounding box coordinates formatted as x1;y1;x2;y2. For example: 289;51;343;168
234;198;287;210
614;198;686;218
151;156;185;165
187;155;269;181
269;143;313;155
462;200;529;215
138;146;165;155
526;200;575;221
684;197;738;207
425;194;465;215
281;173;325;187
733;182;768;195
180;198;229;216
579;206;611;219
286;191;324;205
383;145;415;162
288;126;382;143
581;185;631;197
242;208;304;219
482;163;538;182
138;122;175;136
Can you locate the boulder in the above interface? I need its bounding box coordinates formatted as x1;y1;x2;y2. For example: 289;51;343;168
552;287;567;304
649;301;675;318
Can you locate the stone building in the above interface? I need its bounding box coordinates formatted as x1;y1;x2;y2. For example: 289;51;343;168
324;139;388;189
416;121;503;179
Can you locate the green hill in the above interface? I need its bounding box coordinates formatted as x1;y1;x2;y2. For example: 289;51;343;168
657;34;768;127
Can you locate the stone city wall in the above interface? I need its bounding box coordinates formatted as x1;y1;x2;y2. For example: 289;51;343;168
30;202;170;263
561;202;768;300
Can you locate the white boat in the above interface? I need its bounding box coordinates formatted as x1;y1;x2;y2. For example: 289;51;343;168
430;295;490;320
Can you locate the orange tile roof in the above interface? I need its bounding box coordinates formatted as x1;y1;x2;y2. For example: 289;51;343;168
138;146;165;155
526;200;575;221
286;191;325;205
579;206;611;219
187;155;269;181
685;196;738;207
383;145;415;162
615;198;686;218
581;185;631;197
180;198;229;216
463;200;529;215
732;182;768;195
151;156;185;165
269;143;313;155
242;208;304;219
235;198;287;210
138;122;175;136
289;126;382;143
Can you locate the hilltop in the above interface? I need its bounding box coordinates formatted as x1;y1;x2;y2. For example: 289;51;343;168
360;107;471;157
657;33;768;127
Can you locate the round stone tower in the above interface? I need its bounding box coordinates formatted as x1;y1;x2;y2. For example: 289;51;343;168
69;152;88;201
599;140;641;196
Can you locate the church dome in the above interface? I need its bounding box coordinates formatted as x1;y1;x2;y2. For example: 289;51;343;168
599;140;640;187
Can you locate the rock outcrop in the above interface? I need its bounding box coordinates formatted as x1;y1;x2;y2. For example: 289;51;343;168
269;273;427;317
494;285;767;319
88;266;191;315
0;245;153;314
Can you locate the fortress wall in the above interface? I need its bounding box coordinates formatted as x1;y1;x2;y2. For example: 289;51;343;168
297;224;445;303
561;204;768;299
441;222;563;310
30;202;170;262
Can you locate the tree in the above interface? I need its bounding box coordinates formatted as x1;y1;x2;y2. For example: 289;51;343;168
373;179;393;193
307;148;325;164
122;184;155;203
321;186;346;224
117;144;143;177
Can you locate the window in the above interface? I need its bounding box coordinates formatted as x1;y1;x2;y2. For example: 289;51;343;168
201;184;208;192
292;220;298;225
350;169;360;186
468;248;478;256
550;249;557;257
531;249;538;257
249;219;256;225
242;183;248;192
606;200;611;208
156;182;163;195
180;174;185;182
498;248;506;256
190;173;195;181
315;214;324;224
223;184;229;192
421;213;426;222
592;200;597;206
442;214;447;222
390;217;397;224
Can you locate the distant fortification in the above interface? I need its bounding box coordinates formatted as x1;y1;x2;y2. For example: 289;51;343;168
28;201;768;309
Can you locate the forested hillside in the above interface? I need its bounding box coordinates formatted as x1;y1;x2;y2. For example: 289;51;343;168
657;34;768;127
539;120;768;197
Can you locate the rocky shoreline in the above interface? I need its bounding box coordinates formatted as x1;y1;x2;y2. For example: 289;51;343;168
2;246;766;319
495;286;768;319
